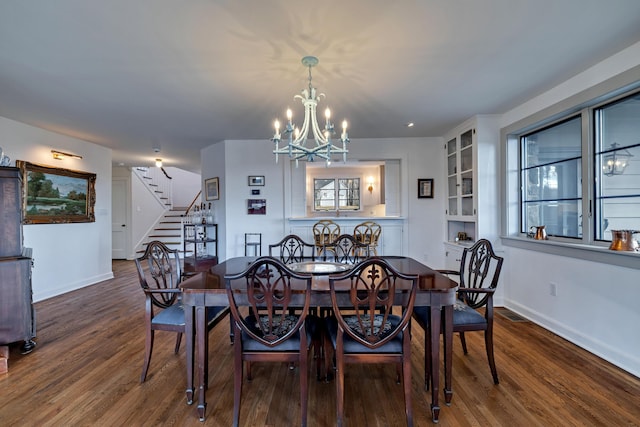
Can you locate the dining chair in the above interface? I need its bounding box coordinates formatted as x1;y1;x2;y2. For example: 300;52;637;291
353;221;382;255
319;233;369;264
224;256;316;427
413;238;504;387
326;258;419;427
135;240;229;383
268;234;316;264
312;219;341;256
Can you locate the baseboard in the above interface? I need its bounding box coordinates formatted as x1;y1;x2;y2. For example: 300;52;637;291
504;299;640;379
34;272;114;302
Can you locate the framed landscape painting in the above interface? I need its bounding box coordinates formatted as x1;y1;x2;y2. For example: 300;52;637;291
17;160;96;224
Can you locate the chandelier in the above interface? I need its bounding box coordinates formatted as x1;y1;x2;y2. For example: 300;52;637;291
602;142;634;176
271;56;349;166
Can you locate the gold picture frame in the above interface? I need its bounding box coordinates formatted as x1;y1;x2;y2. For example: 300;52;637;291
17;160;96;224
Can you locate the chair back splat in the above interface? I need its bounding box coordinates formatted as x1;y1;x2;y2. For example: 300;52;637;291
225;256;315;427
327;258;418;426
320;233;370;264
268;234;316;264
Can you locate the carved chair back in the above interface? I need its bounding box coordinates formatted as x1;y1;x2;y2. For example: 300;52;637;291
135;240;181;309
268;234;316;264
225;256;312;347
353;221;382;255
458;239;504;309
329;258;418;348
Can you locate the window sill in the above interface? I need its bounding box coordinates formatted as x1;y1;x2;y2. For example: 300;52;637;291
501;236;640;270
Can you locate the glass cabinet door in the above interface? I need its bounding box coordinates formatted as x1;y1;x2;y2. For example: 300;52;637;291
446;129;475;218
446;138;458;215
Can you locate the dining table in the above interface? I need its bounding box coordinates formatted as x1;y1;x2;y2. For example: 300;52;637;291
180;256;458;423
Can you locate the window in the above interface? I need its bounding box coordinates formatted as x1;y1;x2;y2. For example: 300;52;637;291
594;93;640;241
513;87;640;247
314;178;360;211
520;117;583;238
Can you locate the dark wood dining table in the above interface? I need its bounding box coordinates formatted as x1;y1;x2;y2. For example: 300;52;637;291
180;256;458;423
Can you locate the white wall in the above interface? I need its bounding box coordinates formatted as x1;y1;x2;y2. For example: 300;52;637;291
499;41;640;377
200;141;227;259
163;166;200;208
0;116;113;301
200;137;446;268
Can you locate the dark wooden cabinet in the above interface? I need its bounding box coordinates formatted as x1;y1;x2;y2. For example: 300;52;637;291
0;167;36;353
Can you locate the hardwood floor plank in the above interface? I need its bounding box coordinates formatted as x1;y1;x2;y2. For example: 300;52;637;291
0;260;638;426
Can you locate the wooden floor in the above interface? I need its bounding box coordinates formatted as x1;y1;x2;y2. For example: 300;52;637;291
1;260;639;427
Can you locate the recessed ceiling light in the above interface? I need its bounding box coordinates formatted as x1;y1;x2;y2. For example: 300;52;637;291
406;122;414;128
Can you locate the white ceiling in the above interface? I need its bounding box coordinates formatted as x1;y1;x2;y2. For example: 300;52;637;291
1;1;640;172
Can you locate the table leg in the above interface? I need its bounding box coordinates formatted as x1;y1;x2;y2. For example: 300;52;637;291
195;305;208;421
443;304;454;405
429;306;441;423
185;304;195;405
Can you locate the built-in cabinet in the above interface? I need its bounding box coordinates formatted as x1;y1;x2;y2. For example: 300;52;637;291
0;167;36;354
183;223;218;272
444;115;500;249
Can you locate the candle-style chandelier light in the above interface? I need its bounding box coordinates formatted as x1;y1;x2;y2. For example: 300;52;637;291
271;56;349;166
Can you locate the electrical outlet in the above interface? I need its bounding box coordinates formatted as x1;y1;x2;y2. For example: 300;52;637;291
549;282;557;297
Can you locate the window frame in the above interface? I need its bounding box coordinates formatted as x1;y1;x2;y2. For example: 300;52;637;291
519;115;584;239
501;69;640;270
313;177;361;212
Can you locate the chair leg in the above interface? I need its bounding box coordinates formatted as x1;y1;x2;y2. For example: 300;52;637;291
140;329;154;383
246;361;253;381
459;331;469;354
424;324;432;391
403;336;414;427
314;328;323;381
323;327;335;382
174;332;182;354
232;333;242;427
485;329;499;384
335;344;345;427
300;347;309;427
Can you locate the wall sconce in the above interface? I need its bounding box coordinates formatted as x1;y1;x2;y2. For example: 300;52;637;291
155;158;163;168
367;176;374;193
603;142;633;176
51;150;82;160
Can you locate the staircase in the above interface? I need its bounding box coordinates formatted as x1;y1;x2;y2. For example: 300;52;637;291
138;207;186;255
133;166;173;209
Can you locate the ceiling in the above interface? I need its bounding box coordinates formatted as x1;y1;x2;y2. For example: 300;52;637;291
1;1;640;173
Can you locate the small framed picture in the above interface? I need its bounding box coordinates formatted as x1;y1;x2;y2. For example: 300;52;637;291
247;199;266;215
417;178;434;199
248;175;265;186
251;189;261;195
205;177;219;201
